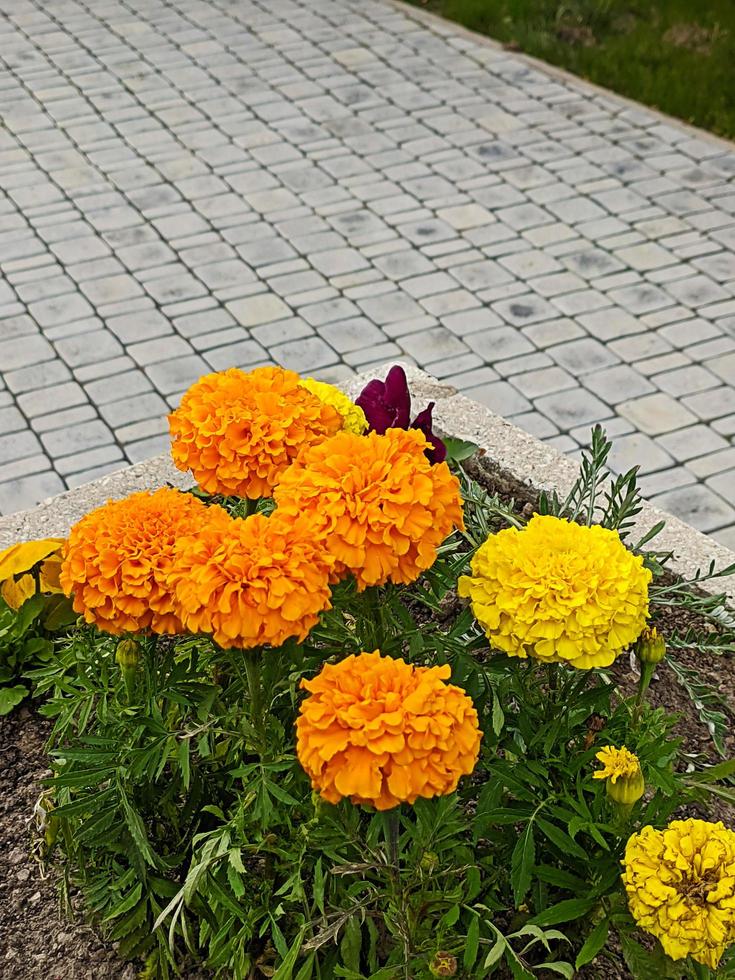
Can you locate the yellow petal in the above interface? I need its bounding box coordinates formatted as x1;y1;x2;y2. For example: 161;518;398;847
1;574;36;610
0;538;65;580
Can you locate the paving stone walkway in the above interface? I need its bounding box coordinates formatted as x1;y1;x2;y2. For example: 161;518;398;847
1;0;735;545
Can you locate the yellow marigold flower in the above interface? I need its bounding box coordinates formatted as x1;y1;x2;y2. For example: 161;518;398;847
167;511;334;650
274;428;464;590
457;515;651;669
594;745;645;805
60;488;231;635
0;537;65;609
168;366;343;499
623;819;735;968
296;650;482;811
300;377;367;434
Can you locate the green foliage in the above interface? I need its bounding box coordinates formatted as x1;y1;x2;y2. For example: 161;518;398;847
408;0;735;140
0;591;75;711
8;425;735;978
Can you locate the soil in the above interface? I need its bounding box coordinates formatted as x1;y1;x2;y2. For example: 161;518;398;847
1;451;733;980
0;706;137;980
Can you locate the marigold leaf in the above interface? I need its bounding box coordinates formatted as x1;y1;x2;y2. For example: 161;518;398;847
273;926;306;980
575;917;609;969
530;898;595;927
511;821;535;906
464;916;480;970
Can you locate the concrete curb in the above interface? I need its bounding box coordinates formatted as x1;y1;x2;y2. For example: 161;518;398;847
1;363;733;599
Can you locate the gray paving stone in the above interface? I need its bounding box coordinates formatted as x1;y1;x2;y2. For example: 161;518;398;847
98;392;169;428
0;472;65;513
584;364;655;404
55;329;124;367
651;483;735;533
399;327;469;365
32;405;97;434
146;355;212;394
318;318;385;353
0;334;55;372
658;424;729;462
55;444;125;478
270;336;338;372
654;364;721;397
464;381;532;417
16;381;86;417
550;338;619;375
41;419;114;458
619;393;698;434
606;432;674;475
535;389;613;430
683;386;735;421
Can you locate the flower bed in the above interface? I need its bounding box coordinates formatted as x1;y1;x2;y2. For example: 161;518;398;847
1;364;735;980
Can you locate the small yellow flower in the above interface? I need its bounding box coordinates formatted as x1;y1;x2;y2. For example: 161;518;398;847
300;377;368;434
458;515;651;669
594;745;644;805
636;625;666;664
623;819;735;968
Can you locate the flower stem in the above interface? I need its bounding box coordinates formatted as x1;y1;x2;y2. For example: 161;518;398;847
360;585;387;650
633;661;656;727
242;647;266;754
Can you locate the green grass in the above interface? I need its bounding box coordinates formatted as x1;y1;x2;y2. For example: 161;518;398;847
409;0;735;140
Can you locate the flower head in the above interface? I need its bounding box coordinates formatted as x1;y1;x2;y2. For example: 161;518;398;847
166;511;334;649
458;515;651;669
356;365;446;463
0;537;65;610
296;650;482;810
274;427;463;590
300;377;367;434
623;819;735;968
168;366;343;498
60;488;230;635
594;745;644;805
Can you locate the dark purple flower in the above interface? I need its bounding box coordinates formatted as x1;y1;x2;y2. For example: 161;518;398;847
356;365;446;463
411;403;446;464
355;365;411;434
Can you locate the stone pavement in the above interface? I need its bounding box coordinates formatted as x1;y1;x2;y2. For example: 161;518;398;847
1;0;734;546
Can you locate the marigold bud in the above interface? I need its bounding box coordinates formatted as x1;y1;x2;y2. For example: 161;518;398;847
116;637;141;700
116;637;141;670
607;769;645;807
636;626;666;665
429;952;458;977
420;850;438;872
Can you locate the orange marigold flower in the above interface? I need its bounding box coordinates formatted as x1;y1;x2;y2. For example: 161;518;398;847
60;488;230;635
296;650;482;810
274;428;463;590
168;366;343;499
166;511;334;650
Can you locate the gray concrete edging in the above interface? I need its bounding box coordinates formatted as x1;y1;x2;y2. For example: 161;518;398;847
1;363;733;600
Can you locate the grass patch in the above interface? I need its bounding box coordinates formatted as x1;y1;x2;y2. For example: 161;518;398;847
408;0;735;140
